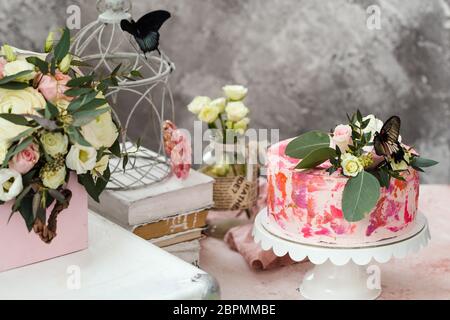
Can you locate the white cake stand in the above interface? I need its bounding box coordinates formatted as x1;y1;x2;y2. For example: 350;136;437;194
253;209;430;300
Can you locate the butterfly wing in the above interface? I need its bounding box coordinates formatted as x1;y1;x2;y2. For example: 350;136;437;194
136;10;171;34
120;20;138;37
374;116;401;157
133;10;171;53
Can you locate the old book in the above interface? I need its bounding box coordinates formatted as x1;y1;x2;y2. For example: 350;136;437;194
133;211;208;240
89;146;214;227
150;228;204;248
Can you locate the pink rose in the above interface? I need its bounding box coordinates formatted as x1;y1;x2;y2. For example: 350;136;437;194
9;143;40;174
332;124;352;152
170;130;192;180
37;71;72;102
0;57;7;79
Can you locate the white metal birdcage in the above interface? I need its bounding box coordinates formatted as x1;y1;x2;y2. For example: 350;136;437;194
71;0;175;190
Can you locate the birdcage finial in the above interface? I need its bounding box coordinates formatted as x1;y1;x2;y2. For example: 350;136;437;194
97;0;132;24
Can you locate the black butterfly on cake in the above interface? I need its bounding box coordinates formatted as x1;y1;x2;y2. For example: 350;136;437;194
120;10;171;58
373;115;409;169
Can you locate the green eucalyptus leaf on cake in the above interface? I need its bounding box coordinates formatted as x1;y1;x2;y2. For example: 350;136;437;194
411;157;438;168
342;171;381;222
372;167;390;188
296;147;336;169
286;131;330;159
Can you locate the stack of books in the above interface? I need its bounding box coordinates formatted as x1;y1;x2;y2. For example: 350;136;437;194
89;150;214;266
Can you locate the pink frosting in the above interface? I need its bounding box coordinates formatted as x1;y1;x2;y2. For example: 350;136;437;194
266;139;419;245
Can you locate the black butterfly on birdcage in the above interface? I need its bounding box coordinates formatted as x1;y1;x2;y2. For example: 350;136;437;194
121;10;171;57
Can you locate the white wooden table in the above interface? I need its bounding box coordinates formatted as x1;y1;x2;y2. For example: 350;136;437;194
0;212;219;300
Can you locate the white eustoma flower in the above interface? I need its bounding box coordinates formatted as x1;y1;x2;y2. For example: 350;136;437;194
198;104;220;123
341;153;364;177
225;101;249;122
187;96;211;114
222;85;248;101
66;144;97;174
359;115;383;142
0;169;23;202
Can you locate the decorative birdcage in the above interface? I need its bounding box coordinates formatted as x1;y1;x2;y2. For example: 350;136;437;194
71;0;175;190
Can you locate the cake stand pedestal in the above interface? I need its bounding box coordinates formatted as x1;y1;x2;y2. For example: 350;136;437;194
253;209;430;300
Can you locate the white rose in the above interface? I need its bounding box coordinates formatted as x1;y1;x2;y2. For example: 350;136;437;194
93;155;109;176
80;109;118;149
341;153;364;177
198;104;220;123
187;96;211;114
3;60;36;82
0;169;23;202
0;87;46;142
225;101;249;122
40;132;69;157
210;97;226;113
223;85;248;101
41;165;66;189
0;141;10;164
66;144;97;174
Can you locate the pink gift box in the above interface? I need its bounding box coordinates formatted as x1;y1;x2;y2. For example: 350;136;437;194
0;173;88;273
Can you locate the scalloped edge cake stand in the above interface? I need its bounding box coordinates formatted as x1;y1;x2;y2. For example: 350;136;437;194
253;209;430;300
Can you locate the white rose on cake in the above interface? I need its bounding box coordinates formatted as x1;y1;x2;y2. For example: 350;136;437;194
80;109;118;149
187;96;211;114
223;85;248;101
332;124;352;152
0;87;46;141
0;169;23;202
3;60;36;82
341;153;364;177
66;144;97;174
225;101;249;122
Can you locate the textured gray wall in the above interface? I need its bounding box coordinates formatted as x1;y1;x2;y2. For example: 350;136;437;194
0;0;449;183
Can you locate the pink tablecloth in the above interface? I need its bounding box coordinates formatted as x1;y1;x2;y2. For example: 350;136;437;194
200;185;450;300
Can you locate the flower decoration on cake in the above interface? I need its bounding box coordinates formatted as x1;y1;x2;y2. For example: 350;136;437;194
285;110;438;222
0;28;123;243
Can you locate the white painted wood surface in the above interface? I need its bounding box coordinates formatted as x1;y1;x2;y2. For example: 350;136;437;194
0;212;218;300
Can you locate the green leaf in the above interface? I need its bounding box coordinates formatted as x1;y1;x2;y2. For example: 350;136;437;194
47;189;66;203
45;101;59;119
71;59;92;67
373;167;390;188
77;99;108;113
356;110;363;123
130;70;143;78
285;131;331;159
109;138;121;157
0;113;31;126
72;107;109;127
12;185;33;212
95;166;110;197
54;27;71;62
66;75;94;88
25;114;58;131
18;192;36;232
295;147;337;169
64;87;95;97
78;174;100;202
26;56;49;74
122;153;129;171
67;91;97;112
0;70;33;85
342;171;381;222
111;63;122;77
66;127;91;147
411;157;438;168
0;82;29;90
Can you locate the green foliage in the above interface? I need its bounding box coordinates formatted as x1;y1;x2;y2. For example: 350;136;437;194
285;131;330;159
295;147;337;169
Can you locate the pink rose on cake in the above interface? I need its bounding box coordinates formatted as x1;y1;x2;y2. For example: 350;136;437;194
8;143;40;174
332;124;352;152
0;57;7;79
38;71;73;102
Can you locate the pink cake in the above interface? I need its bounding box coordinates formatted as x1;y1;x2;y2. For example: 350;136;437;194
266;139;420;245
